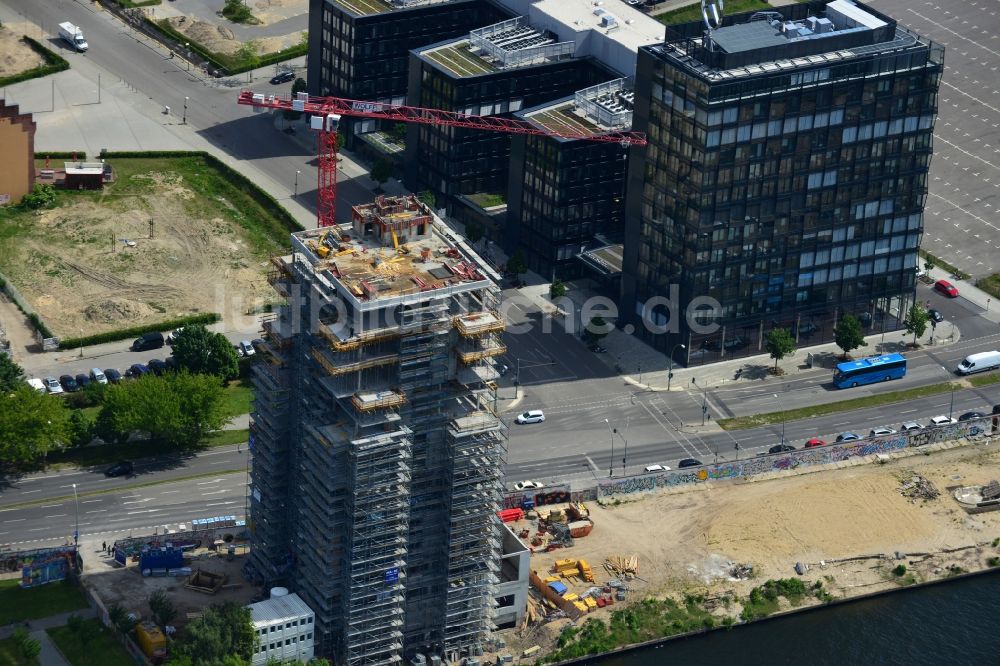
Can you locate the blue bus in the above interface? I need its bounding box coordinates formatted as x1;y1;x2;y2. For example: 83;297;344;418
833;353;907;388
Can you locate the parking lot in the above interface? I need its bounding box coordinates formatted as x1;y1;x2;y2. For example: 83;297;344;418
876;0;1000;278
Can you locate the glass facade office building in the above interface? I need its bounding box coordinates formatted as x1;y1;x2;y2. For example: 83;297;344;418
621;0;943;366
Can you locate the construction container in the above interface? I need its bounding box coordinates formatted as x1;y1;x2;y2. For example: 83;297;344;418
553;558;577;572
135;621;167;659
497;508;524;523
568;520;594;538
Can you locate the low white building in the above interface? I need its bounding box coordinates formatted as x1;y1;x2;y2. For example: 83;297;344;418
249;588;316;666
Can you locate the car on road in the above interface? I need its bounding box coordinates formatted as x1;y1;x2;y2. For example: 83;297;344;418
166;328;184;344
148;359;168;375
928;415;957;427
901;421;923;432
74;373;91;389
127;363;149;378
589;344;608;353
514;480;544;491
27;378;46;393
238;340;256;357
132;331;165;352
958;411;986;422
804;438;826;448
90;368;108;384
515;410;545;424
678;458;703;468
59;374;79;392
869;427;897;437
769;444;796;454
104;368;122;384
104;460;134;477
836;432;861;442
934;279;959;298
644;464;670;472
496;362;509;376
270;71;296;84
44;377;64;395
928;309;944;324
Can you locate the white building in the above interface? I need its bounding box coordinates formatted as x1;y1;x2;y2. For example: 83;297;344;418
249;588;316;666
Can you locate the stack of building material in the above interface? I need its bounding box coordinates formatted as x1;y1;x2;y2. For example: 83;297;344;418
604;554;639;579
577;559;594;583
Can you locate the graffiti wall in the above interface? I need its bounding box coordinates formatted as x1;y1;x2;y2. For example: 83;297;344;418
597;417;995;499
0;546;78;588
502;484;572;509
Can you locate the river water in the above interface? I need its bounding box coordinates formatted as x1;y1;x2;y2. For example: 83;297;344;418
586;570;1000;665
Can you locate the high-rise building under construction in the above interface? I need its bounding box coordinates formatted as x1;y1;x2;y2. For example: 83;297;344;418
246;195;507;664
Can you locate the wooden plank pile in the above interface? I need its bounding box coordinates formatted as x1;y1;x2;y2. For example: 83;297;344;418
604;554;639;579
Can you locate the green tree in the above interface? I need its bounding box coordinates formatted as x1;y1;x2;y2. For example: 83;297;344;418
283;78;309;120
12;628;40;660
833;313;867;357
389;122;407;143
170;325;240;380
417;190;436;208
170;602;256;665
148;589;177;628
235;40;261;69
107;603;137;638
0;353;25;392
0;386;72;465
21;183;56;209
223;0;255;24
506;249;527;278
584;315;610;343
370;158;391;188
68;410;93;449
464;221;484;245
903;304;929;345
550;279;567;299
765;328;796;371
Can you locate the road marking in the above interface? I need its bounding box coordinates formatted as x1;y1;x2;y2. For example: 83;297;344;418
20;490;41;494
585;456;600;472
126;509;159;515
196;479;223;485
208;461;228;465
86;510;108;514
201;490;228;496
161;490;181;495
41;504;63;509
44;514;66;519
832;421;852;426
81;499;102;504
205;501;237;507
122;499;150;505
3;518;25;523
900;409;919;414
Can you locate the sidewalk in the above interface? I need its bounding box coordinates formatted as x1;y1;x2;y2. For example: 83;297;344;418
924;265;999;323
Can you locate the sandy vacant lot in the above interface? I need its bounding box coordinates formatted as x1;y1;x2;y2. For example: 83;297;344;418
166;0;307;57
508;441;1000;657
0;162;280;338
0;25;46;79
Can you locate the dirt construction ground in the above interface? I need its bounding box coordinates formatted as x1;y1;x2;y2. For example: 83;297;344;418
165;0;308;57
504;440;1000;657
0;24;45;78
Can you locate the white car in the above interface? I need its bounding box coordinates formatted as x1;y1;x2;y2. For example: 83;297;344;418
514;480;544;491
928;415;957;427
166;327;184;344
869;427;897;437
900;421;923;432
644;464;670;473
515;410;545;424
90;368;108;384
26;378;46;393
43;377;64;395
238;340;256;357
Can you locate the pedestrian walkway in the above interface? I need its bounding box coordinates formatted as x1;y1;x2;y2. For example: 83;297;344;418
0;607;97;640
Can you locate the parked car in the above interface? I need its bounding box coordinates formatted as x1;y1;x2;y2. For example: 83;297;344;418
104;368;123;384
90;368;108;384
238;340;256;357
723;336;748;350
514;480;544;491
796;322;819;337
26;378;46;393
44;377;64;395
644;464;670;472
166;328;184;344
804;438;826;448
869;427;897;437
928;415;957;427
928;309;944;324
678;458;703;468
768;444;796;454
901;421;924;432
934;279;959;298
164;357;178;372
74;373;91;389
589;344;608;353
993;404;1000;415
836;432;861;442
270;71;296;84
515;410;545;424
132;331;165;352
148;359;168;376
104;460;134;477
59;374;79;392
958;411;986;422
127;363;149;378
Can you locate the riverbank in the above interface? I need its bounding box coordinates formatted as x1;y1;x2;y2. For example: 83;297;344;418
492;437;1000;663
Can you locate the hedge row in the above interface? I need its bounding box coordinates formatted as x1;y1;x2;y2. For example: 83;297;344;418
98;150;302;235
150;17;306;75
59;313;219;349
35;151;86;160
113;0;162;7
0;36;70;88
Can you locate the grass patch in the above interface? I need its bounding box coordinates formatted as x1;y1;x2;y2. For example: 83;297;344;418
466;192;506;208
968;372;1000;388
543;597;715;662
718;382;962;430
203;428;250;448
740;578;807;621
0;635;37;666
656;0;771;25
47;427;248;469
975;273;1000;300
0;580;88;625
0;36;70;89
919;249;971;281
47;618;133;666
221;379;254;419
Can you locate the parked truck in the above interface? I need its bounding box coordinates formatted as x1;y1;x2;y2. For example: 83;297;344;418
58;22;88;52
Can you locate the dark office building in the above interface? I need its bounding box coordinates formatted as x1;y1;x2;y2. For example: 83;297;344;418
308;0;509;145
404;17;617;213
621;0;942;366
508;79;634;280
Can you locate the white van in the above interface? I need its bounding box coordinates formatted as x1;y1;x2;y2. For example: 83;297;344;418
955;350;1000;375
26;378;46;393
58;22;88;52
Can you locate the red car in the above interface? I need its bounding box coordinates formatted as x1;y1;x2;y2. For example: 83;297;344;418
804;438;826;448
934;279;959;298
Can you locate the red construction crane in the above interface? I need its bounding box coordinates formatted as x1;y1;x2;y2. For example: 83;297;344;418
237;90;648;228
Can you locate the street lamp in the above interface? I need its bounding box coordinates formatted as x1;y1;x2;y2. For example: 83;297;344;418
72;483;80;547
943;366;955;420
183;96;189;124
604;418;615;478
295;170;300;197
666;343;686;390
184;43;190;71
773;393;786;445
